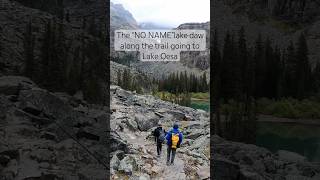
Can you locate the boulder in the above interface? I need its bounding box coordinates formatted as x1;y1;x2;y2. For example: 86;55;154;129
18;88;73;120
134;113;159;131
213;156;240;180
0;76;36;95
0;154;11;166
167;110;186;120
40;131;57;141
76;127;100;141
19;101;42;116
196;166;210;180
277;150;306;163
185;129;204;140
124;118;139;131
110;154;120;171
110;131;129;153
0;150;19;160
119;156;137;175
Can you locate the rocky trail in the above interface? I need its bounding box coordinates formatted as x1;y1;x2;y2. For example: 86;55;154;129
110;85;210;180
122;129;187;180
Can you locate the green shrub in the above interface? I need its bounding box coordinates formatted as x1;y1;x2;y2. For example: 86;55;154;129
256;98;320;119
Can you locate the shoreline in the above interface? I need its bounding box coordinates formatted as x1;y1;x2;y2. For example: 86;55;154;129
258;114;320;126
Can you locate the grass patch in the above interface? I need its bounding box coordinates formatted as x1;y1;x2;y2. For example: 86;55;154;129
257;98;320;119
190;92;210;100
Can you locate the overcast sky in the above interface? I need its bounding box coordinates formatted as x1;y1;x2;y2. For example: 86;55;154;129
111;0;210;27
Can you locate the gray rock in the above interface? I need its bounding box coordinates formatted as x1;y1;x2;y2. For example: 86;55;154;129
185;129;204;140
124;118;139;131
134;113;159;131
196;166;210;179
40;131;57;141
213;156;240;180
111;154;120;170
76;127;100;141
110;131;129;153
119;155;137;175
0;76;36;95
0;154;11;166
277;150;307;163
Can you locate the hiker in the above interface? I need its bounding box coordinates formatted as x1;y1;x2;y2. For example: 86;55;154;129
153;122;166;157
166;123;183;165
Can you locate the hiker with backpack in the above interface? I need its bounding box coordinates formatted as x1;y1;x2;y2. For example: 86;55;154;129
166;123;183;165
153;122;166;157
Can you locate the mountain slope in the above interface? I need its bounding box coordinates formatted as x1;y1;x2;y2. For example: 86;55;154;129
110;3;210;80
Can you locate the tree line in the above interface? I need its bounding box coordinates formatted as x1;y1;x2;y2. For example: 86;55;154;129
158;71;209;94
23;15;107;104
211;27;320;143
215;28;317;102
117;69;142;94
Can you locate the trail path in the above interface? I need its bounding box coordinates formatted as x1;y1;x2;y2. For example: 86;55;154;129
123;129;187;180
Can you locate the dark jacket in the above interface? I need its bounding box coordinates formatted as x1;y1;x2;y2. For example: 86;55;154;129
166;127;183;147
153;127;166;142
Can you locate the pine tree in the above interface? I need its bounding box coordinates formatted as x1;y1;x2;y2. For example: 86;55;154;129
212;29;222;136
66;10;70;23
40;21;52;86
264;37;275;98
313;62;320;93
24;19;35;79
238;27;248;96
295;33;311;99
117;70;122;87
254;34;265;98
284;41;297;97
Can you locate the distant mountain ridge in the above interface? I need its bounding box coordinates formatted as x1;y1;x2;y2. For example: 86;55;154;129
138;22;173;30
110;3;210;80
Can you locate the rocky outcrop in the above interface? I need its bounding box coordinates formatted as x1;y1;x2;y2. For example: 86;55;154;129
178;22;210;71
110;2;138;31
0;76;110;179
212;135;320;179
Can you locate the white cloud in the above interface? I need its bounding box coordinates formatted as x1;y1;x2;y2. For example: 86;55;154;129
111;0;210;27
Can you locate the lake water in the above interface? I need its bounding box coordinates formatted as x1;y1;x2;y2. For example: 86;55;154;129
256;122;320;162
190;100;209;112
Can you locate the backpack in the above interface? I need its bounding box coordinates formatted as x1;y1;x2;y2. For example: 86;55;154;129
171;132;180;149
158;130;165;143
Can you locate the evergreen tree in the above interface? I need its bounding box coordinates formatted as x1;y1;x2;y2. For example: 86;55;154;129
40;21;52;86
295;33;311;99
24;19;35;79
212;29;222;136
254;34;265;98
285;41;299;97
237;27;248;96
117;70;122;87
313;62;320;93
66;10;70;23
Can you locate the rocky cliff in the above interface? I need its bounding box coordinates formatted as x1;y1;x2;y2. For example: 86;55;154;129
0;76;109;179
